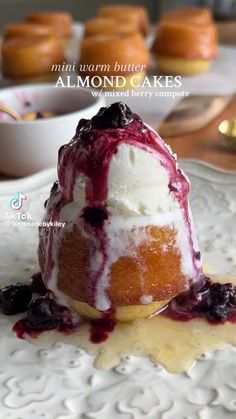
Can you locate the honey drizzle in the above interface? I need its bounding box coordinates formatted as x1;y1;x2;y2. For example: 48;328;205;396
28;274;236;373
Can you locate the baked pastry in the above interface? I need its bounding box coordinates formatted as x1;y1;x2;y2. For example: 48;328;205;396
98;5;149;36
38;102;202;322
161;7;213;26
84;17;138;37
23;111;55;121
3;22;53;41
26;12;73;46
2;35;64;83
153;7;217;75
79;32;150;90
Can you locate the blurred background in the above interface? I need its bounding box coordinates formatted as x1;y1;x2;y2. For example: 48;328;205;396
0;0;236;177
1;0;236;30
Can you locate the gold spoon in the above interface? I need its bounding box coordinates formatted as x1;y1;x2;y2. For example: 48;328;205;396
0;104;22;121
0;104;55;121
218;119;236;150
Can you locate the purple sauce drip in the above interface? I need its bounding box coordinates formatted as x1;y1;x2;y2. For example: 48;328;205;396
13;319;41;339
30;272;47;295
12;275;236;344
13;294;78;339
162;275;236;323
82;206;108;228
0;283;32;315
89;318;116;344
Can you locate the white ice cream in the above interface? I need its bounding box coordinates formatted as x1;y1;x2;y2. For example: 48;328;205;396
61;143;178;221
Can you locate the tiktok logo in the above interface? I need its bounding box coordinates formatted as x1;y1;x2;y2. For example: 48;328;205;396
10;192;27;210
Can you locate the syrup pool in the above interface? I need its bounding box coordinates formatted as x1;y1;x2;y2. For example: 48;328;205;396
24;274;236;373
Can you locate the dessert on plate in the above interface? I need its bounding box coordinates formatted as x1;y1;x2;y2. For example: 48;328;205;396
1;103;236;373
84;17;138;37
79;32;150;90
98;4;150;36
153;7;217;75
37;102;202;321
1;35;64;83
3;22;53;41
26;12;73;47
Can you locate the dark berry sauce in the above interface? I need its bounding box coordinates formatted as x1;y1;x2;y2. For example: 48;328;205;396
30;272;47;295
12;294;78;339
0;283;32;315
82;206;108;228
13;319;41;339
90;102;135;129
162;275;236;324
89;318;116;344
2;276;236;345
0;279;78;339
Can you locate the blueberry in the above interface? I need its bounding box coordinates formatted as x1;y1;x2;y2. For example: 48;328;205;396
197;282;236;322
228;287;236;306
207;305;229;322
51;181;59;195
26;296;61;330
26;295;77;331
58;144;67;157
76;118;91;132
82;206;108;228
166;276;236;323
74;118;91;141
0;283;32;315
210;283;231;305
91;102;135;129
194;251;201;260
30;273;47;296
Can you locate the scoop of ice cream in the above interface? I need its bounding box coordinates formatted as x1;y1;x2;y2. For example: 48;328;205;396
107;143;178;215
59;143;178;222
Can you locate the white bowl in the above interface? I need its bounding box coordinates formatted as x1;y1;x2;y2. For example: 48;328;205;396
0;84;105;177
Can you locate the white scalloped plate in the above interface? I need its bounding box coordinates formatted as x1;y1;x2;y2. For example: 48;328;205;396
0;160;236;419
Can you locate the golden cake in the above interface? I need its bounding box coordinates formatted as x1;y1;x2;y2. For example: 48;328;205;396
84;17;138;37
2;35;65;82
79;32;150;90
98;5;150;36
26;12;73;46
161;7;213;26
3;22;53;41
153;7;217;75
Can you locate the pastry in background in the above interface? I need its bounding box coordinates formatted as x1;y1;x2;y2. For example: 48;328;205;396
23;111;55;121
162;7;213;26
153;7;217;75
26;12;73;46
2;35;64;83
3;22;53;41
79;32;150;90
84;17;138;37
98;5;150;36
38;102;202;322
